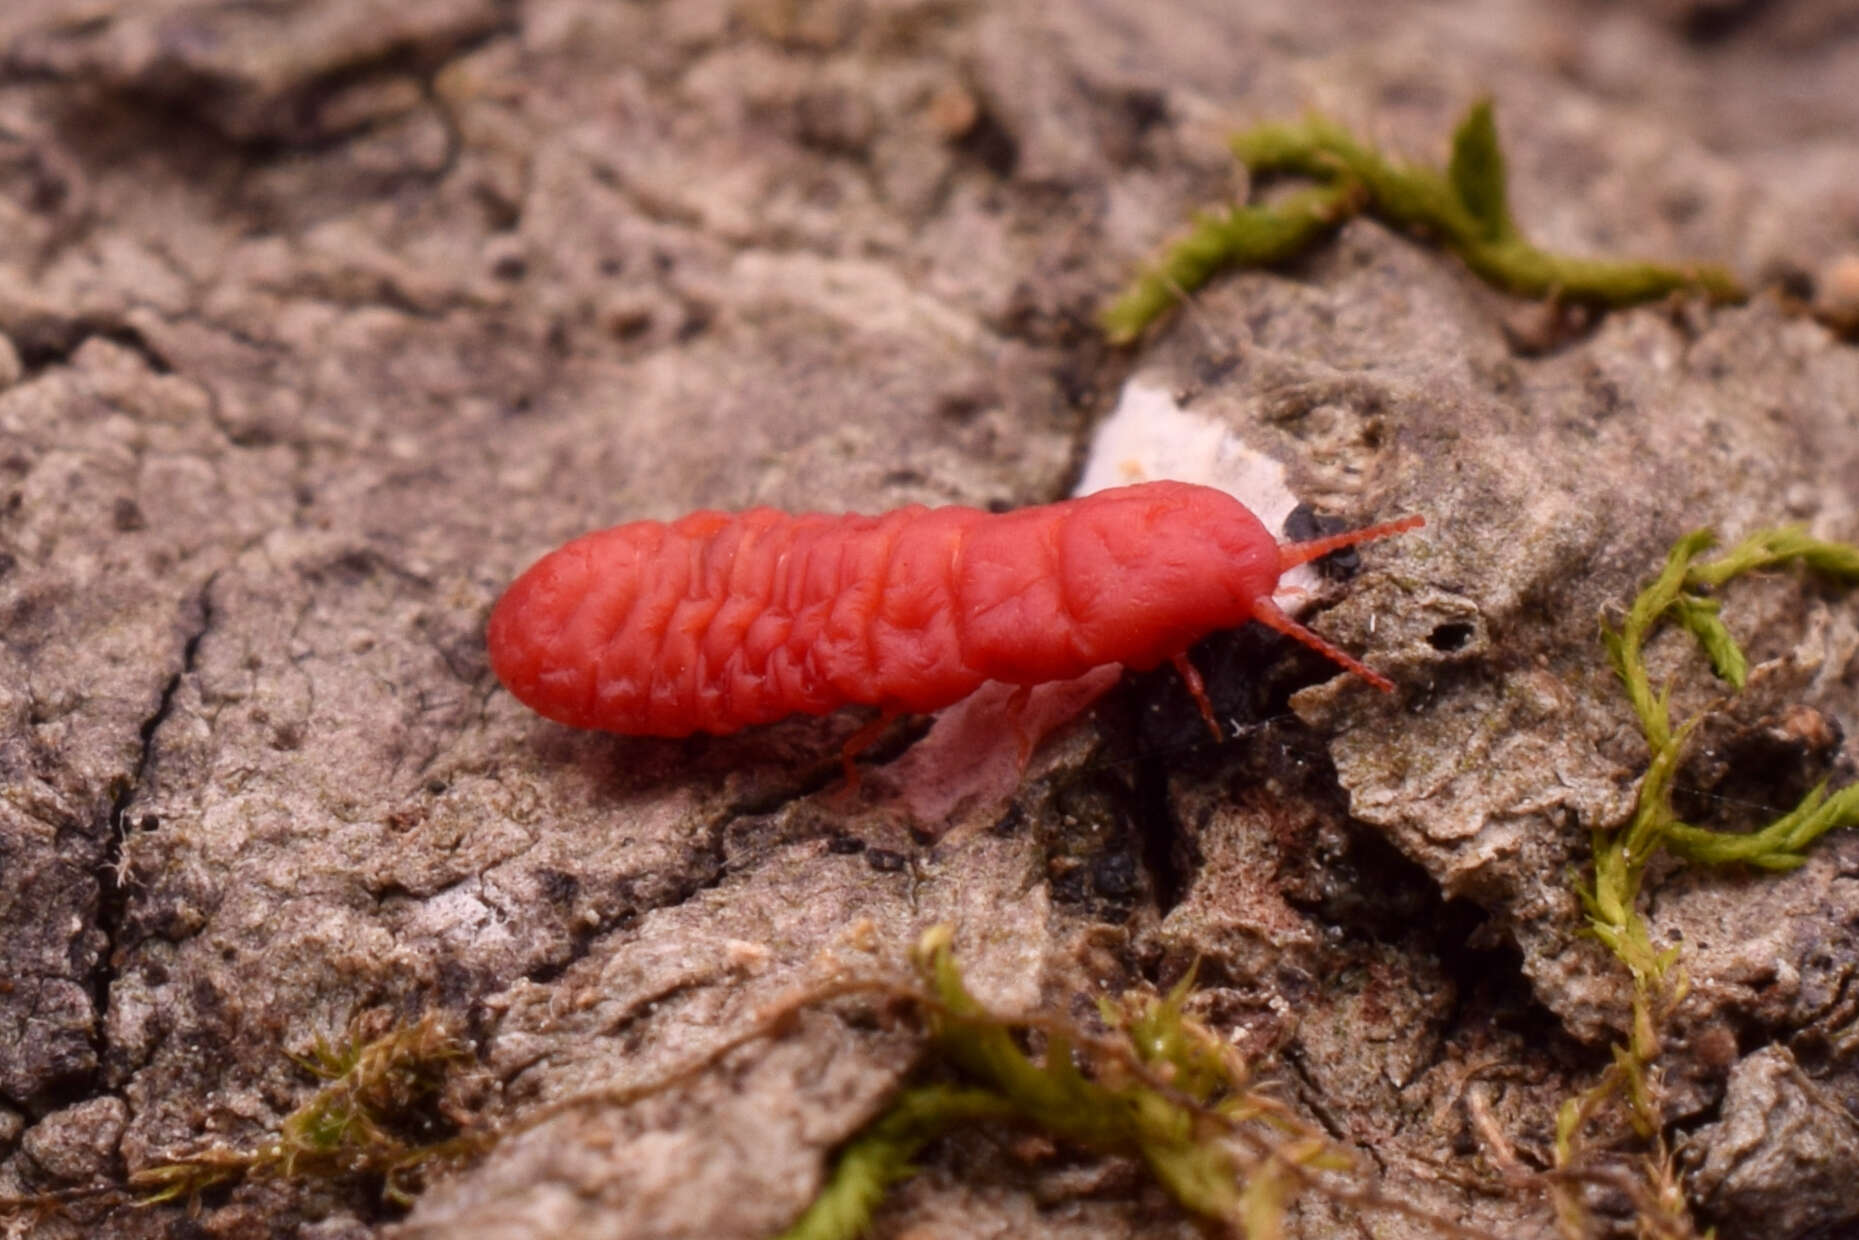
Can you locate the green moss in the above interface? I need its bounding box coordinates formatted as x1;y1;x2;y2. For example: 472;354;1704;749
1556;524;1859;1233
133;1014;474;1210
1593;524;1859;928
778;929;1351;1240
1099;180;1362;346
774;1084;1016;1239
1102;99;1744;344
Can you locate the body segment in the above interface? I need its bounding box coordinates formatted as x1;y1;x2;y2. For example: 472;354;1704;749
487;481;1420;738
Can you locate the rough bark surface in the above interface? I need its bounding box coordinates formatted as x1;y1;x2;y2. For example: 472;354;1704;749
1;1;1856;1238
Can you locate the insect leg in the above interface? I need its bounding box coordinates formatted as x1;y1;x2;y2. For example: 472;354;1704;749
1002;683;1037;769
1169;653;1224;741
837;709;902;794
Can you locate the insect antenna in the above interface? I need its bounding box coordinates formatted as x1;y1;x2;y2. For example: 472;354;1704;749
1278;513;1424;571
1253;513;1423;692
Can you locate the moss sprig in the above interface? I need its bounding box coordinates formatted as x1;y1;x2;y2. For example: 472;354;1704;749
778;928;1493;1240
1556;524;1859;1236
778;929;1272;1238
133;1013;476;1210
1100;180;1363;345
775;1084;1015;1240
1102;98;1744;344
1593;524;1859;925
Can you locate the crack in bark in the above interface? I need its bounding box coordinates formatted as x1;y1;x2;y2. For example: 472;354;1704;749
520;812;733;989
4;7;518;153
92;571;217;1071
516;749;925;989
1280;1044;1388;1174
11;317;173;381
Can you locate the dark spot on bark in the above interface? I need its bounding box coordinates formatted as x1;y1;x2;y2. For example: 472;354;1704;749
793;85;875;155
825;834;865;854
112;497;147;531
1674;705;1844;833
332;547;380;582
866;848;908;873
1584;370;1625;420
1194;353;1242;386
936;392;985;423
8;590;39;629
1049;863;1089;907
1770;263;1815;303
1679;0;1764;42
989;804;1024;837
534;869;579;906
676;304;712;341
1282;505;1360;579
1662;186;1704;226
436;957;478;1007
189;974;226;1017
1091;849;1138;899
611;309;652;341
1428;622;1475;652
12;319;171;375
1122;89;1168;136
954;103;1019;178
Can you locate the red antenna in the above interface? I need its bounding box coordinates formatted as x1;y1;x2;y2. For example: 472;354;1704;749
1264;514;1425;691
1279;513;1424;572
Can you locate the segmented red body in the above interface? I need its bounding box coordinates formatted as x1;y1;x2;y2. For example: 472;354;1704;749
487;481;1420;738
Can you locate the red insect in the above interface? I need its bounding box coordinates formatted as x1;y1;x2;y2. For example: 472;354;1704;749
487;481;1421;769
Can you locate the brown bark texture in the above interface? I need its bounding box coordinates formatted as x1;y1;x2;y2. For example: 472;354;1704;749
1;1;1857;1237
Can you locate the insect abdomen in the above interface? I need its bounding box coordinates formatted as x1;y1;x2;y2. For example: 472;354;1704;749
488;506;992;736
